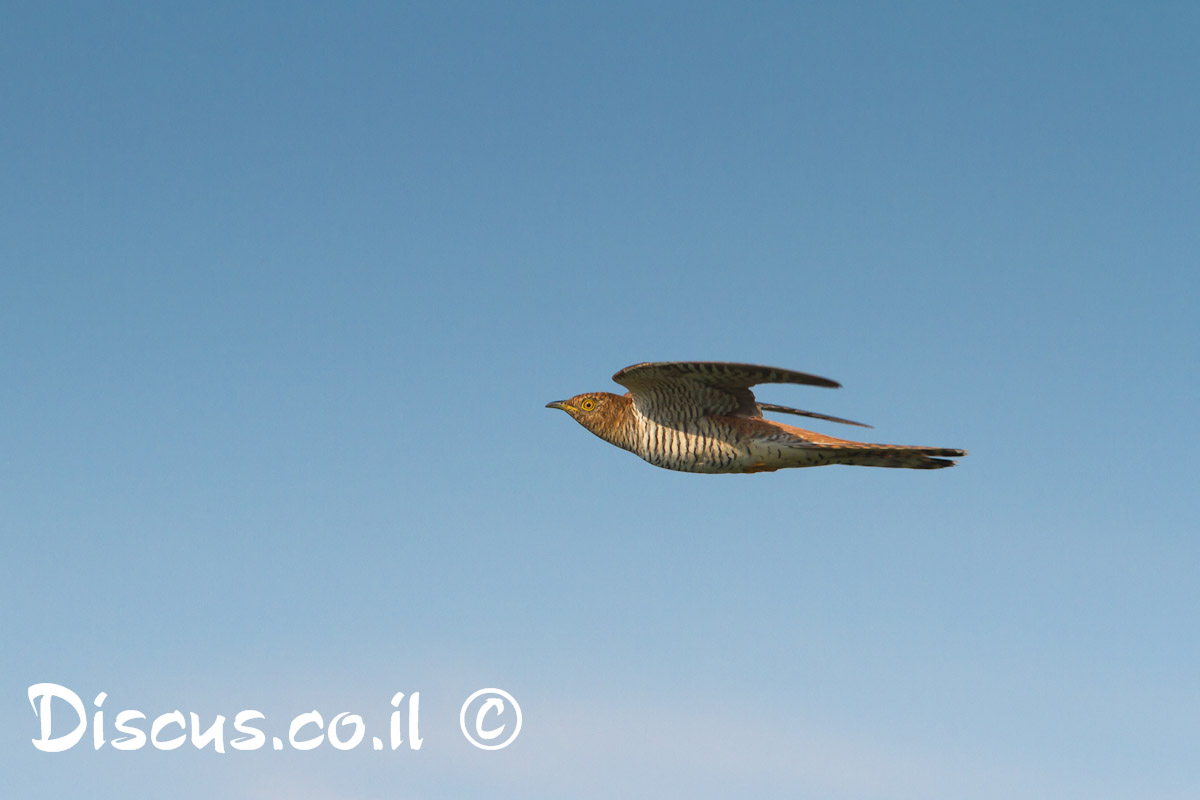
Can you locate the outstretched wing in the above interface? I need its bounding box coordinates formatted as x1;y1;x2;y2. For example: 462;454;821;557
756;402;872;429
612;361;840;423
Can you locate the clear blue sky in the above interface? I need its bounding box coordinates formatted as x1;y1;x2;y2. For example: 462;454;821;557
3;2;1198;798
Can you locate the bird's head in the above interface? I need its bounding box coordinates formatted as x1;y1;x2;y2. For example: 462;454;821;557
545;392;630;442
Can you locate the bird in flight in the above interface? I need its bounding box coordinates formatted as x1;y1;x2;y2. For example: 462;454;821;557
546;361;966;473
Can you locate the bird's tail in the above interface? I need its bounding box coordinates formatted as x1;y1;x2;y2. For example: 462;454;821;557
762;418;966;470
805;442;967;470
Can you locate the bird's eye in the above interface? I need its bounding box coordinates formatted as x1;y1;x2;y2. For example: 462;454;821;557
580;398;596;412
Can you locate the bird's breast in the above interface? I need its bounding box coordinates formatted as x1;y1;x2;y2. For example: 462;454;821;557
630;415;744;473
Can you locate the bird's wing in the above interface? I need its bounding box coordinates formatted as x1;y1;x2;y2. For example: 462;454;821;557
756;402;872;429
612;361;840;422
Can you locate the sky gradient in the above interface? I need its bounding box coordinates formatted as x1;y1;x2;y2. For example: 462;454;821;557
3;2;1199;798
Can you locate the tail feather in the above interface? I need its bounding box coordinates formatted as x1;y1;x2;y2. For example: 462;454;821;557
752;417;967;471
804;443;967;470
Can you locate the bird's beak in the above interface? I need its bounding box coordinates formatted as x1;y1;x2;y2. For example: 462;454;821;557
545;400;573;411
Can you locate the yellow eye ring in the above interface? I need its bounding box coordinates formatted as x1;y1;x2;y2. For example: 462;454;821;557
580;398;596;412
